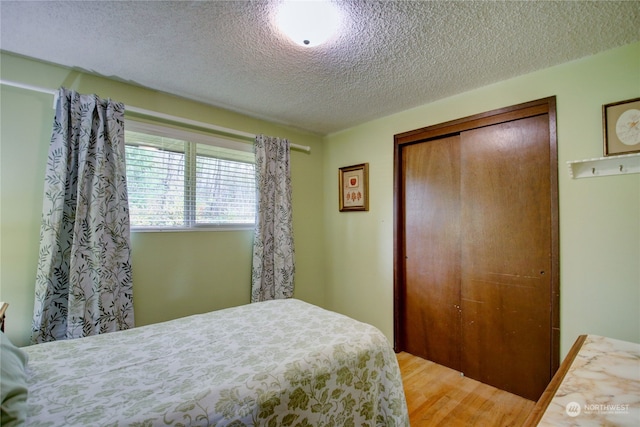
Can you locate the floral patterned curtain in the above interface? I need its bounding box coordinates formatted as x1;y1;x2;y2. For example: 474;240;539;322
31;88;134;343
251;135;295;302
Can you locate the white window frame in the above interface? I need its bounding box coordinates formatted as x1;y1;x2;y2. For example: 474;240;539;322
125;119;256;232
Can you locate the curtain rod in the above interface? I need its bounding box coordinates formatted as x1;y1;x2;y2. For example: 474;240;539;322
0;79;311;153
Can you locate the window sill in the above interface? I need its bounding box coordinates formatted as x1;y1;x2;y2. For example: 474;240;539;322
131;225;254;233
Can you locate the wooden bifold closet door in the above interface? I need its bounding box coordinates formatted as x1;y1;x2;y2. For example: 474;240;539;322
394;98;559;401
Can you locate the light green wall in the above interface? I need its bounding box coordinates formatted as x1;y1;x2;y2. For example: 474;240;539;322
0;53;325;346
323;42;640;358
3;43;639;357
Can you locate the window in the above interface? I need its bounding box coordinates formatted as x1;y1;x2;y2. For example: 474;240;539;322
124;120;255;230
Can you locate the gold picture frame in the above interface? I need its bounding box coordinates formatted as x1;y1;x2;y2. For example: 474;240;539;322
603;97;640;156
339;163;369;212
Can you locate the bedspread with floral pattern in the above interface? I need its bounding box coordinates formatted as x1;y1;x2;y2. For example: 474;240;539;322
23;299;408;426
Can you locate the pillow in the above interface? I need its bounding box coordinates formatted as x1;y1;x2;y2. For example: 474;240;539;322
1;332;29;427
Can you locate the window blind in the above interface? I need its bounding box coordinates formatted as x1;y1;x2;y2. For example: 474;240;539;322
125;120;255;230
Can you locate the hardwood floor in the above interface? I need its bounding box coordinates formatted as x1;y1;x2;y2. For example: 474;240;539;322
397;352;535;426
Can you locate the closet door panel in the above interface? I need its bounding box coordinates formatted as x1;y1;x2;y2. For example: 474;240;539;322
459;115;552;401
402;136;461;369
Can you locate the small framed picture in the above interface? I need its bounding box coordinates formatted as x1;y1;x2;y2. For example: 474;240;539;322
603;97;640;156
339;163;369;212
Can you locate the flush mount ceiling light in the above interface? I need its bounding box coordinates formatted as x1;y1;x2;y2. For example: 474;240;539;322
276;0;341;47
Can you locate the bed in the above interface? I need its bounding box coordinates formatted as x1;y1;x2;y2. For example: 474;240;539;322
4;299;408;426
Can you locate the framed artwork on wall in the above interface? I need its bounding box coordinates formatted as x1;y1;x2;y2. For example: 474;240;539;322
339;163;369;212
603;97;640;156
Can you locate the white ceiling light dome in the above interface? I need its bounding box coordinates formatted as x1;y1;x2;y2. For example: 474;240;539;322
276;0;341;47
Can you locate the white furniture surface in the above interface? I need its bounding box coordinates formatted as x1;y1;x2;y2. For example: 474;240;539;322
525;334;640;426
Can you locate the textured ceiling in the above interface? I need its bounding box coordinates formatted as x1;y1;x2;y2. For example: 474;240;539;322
1;1;639;135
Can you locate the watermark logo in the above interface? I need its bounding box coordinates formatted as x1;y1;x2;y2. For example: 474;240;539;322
565;401;631;418
565;401;581;417
584;403;630;415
